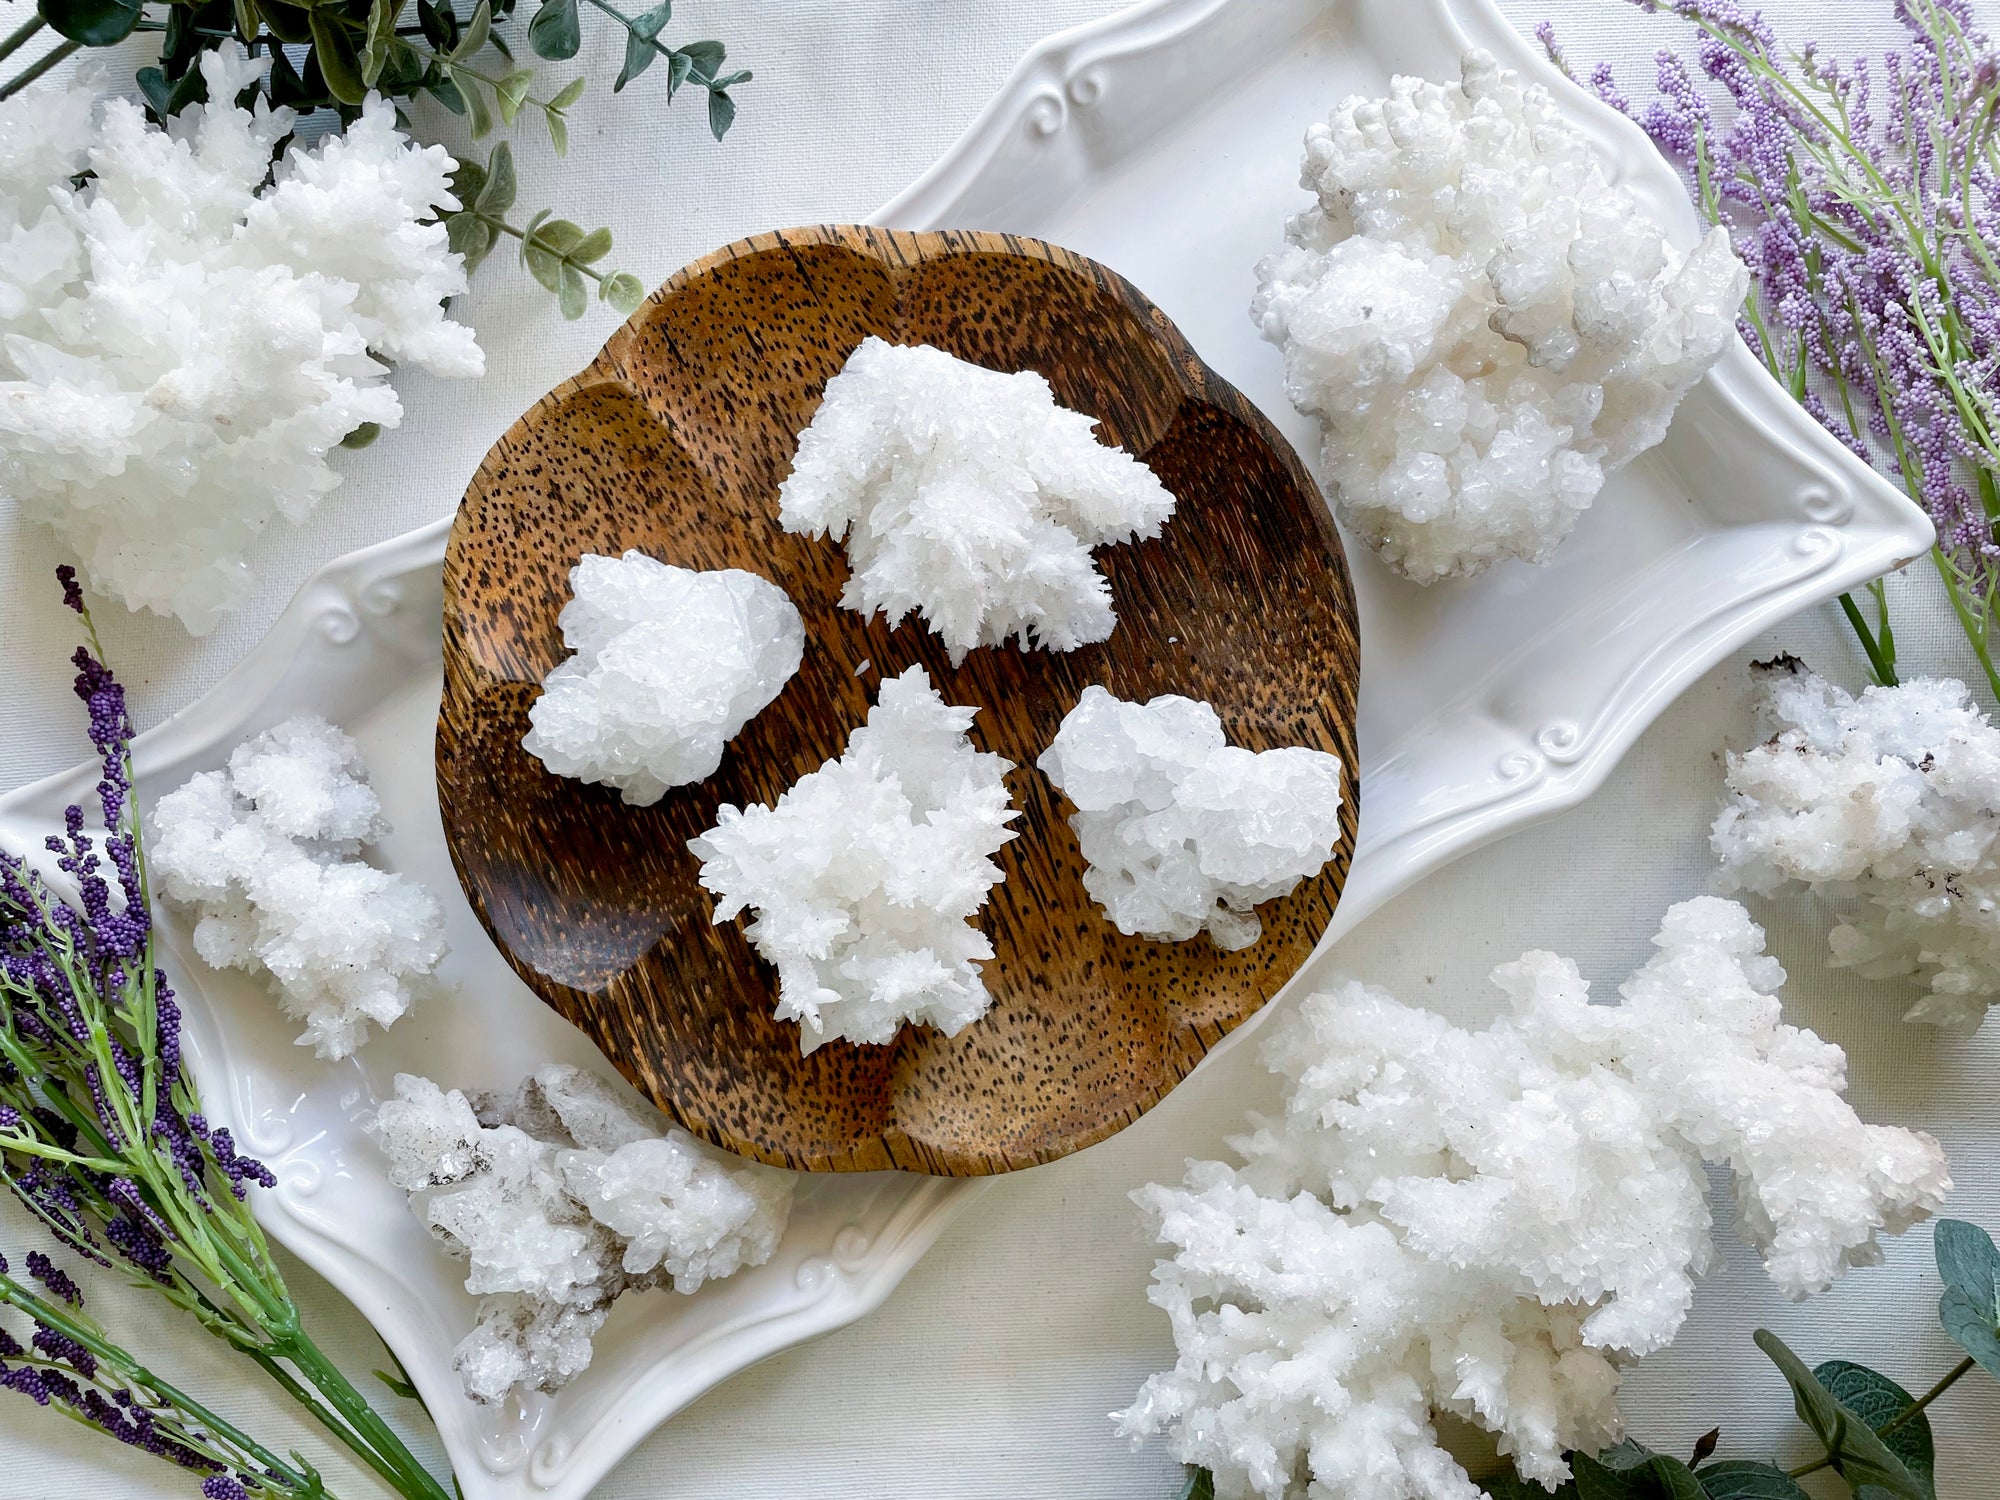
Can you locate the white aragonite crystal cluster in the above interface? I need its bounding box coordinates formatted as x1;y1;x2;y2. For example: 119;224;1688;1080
1117;897;1950;1500
777;337;1177;664
1250;49;1746;584
0;46;481;633
371;1065;793;1404
1036;686;1344;950
1714;657;2000;1028
521;551;805;805
690;665;1019;1052
148;716;446;1060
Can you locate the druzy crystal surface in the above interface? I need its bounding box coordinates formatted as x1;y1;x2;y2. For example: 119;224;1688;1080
689;665;1019;1052
372;1065;793;1403
522;550;805;806
1037;685;1344;950
149;716;445;1059
1118;898;1949;1500
777;337;1176;663
1251;49;1746;583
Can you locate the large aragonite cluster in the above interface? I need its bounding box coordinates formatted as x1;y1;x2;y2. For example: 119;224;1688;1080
1251;49;1746;584
1037;685;1344;950
1117;898;1949;1500
148;716;446;1060
1714;656;2000;1028
777;337;1176;663
371;1065;793;1404
689;665;1019;1051
522;551;805;806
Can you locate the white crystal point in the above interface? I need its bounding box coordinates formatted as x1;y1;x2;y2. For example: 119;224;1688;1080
1250;48;1746;583
522;550;806;806
368;1065;793;1404
1714;658;2000;1028
776;337;1177;664
147;715;446;1060
1037;685;1344;949
1115;897;1950;1500
689;664;1020;1052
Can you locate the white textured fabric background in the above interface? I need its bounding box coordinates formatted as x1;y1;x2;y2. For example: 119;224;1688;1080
3;1;1997;1495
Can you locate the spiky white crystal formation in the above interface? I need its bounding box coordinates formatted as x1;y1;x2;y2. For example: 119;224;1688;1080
777;337;1177;664
521;551;806;806
1713;657;2000;1028
1116;897;1950;1500
0;47;481;633
1036;685;1344;951
148;716;445;1060
689;664;1019;1052
1249;49;1746;584
371;1065;793;1404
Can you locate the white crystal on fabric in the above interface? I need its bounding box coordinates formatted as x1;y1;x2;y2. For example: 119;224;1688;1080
1250;49;1746;584
370;1065;793;1404
689;665;1019;1052
1037;686;1344;951
1714;657;2000;1028
777;337;1176;663
1117;897;1949;1500
148;716;445;1060
522;551;806;806
0;47;481;633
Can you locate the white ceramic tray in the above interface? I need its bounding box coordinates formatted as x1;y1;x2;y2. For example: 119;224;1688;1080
0;0;1928;1495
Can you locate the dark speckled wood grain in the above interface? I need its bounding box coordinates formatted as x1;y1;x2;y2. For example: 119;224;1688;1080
438;225;1360;1176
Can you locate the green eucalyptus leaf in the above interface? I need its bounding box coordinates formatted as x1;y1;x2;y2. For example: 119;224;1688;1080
532;219;586;255
1176;1468;1215;1500
599;270;645;314
40;0;143;45
309;7;369;105
558;264;588;320
416;0;449;47
428;70;468;114
473;140;516;214
445;154;485;207
1694;1462;1811;1500
1485;1471;1578;1500
521;208;558;288
377;36;427;94
628;0;671;40
550;73;585;109
678;36;723;79
1814;1361;1934;1493
615;27;657;91
526;0;578;59
258;0;313;43
341;422;382;450
1935;1220;2000;1304
1573;1444;1706;1500
135;65;174;117
444;213;496;271
664;47;692;97
706;85;735;139
546;108;568;156
1753;1331;1929;1500
495;67;533;124
461;70;493;136
231;0;258;42
362;0;408;87
707;68;749;89
488;27;513;60
1940;1286;2000;1381
450;0;491;61
570;226;612;264
266;41;315;107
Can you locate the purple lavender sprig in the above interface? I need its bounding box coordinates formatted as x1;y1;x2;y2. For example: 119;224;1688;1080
0;574;454;1500
1542;0;2000;699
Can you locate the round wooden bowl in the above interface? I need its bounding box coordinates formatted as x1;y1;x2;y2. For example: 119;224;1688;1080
437;225;1360;1174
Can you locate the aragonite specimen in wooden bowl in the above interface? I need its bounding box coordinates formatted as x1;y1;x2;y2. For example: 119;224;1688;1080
438;224;1360;1175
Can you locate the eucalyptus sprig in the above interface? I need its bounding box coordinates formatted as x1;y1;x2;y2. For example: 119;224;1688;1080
522;0;746;140
444;141;644;318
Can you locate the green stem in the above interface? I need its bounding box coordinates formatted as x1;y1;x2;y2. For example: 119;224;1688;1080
478;212;610;283
1932;546;2000;704
271;1328;454;1500
1838;591;1900;687
0;40;81;105
1788;1355;1978;1478
0;12;44;64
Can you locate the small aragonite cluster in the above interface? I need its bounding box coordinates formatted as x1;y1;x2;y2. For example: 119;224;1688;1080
1117;898;1950;1500
1714;656;2000;1028
1037;686;1345;950
148;716;446;1060
1251;49;1746;583
777;337;1177;663
371;1064;793;1404
521;550;805;806
689;665;1020;1052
